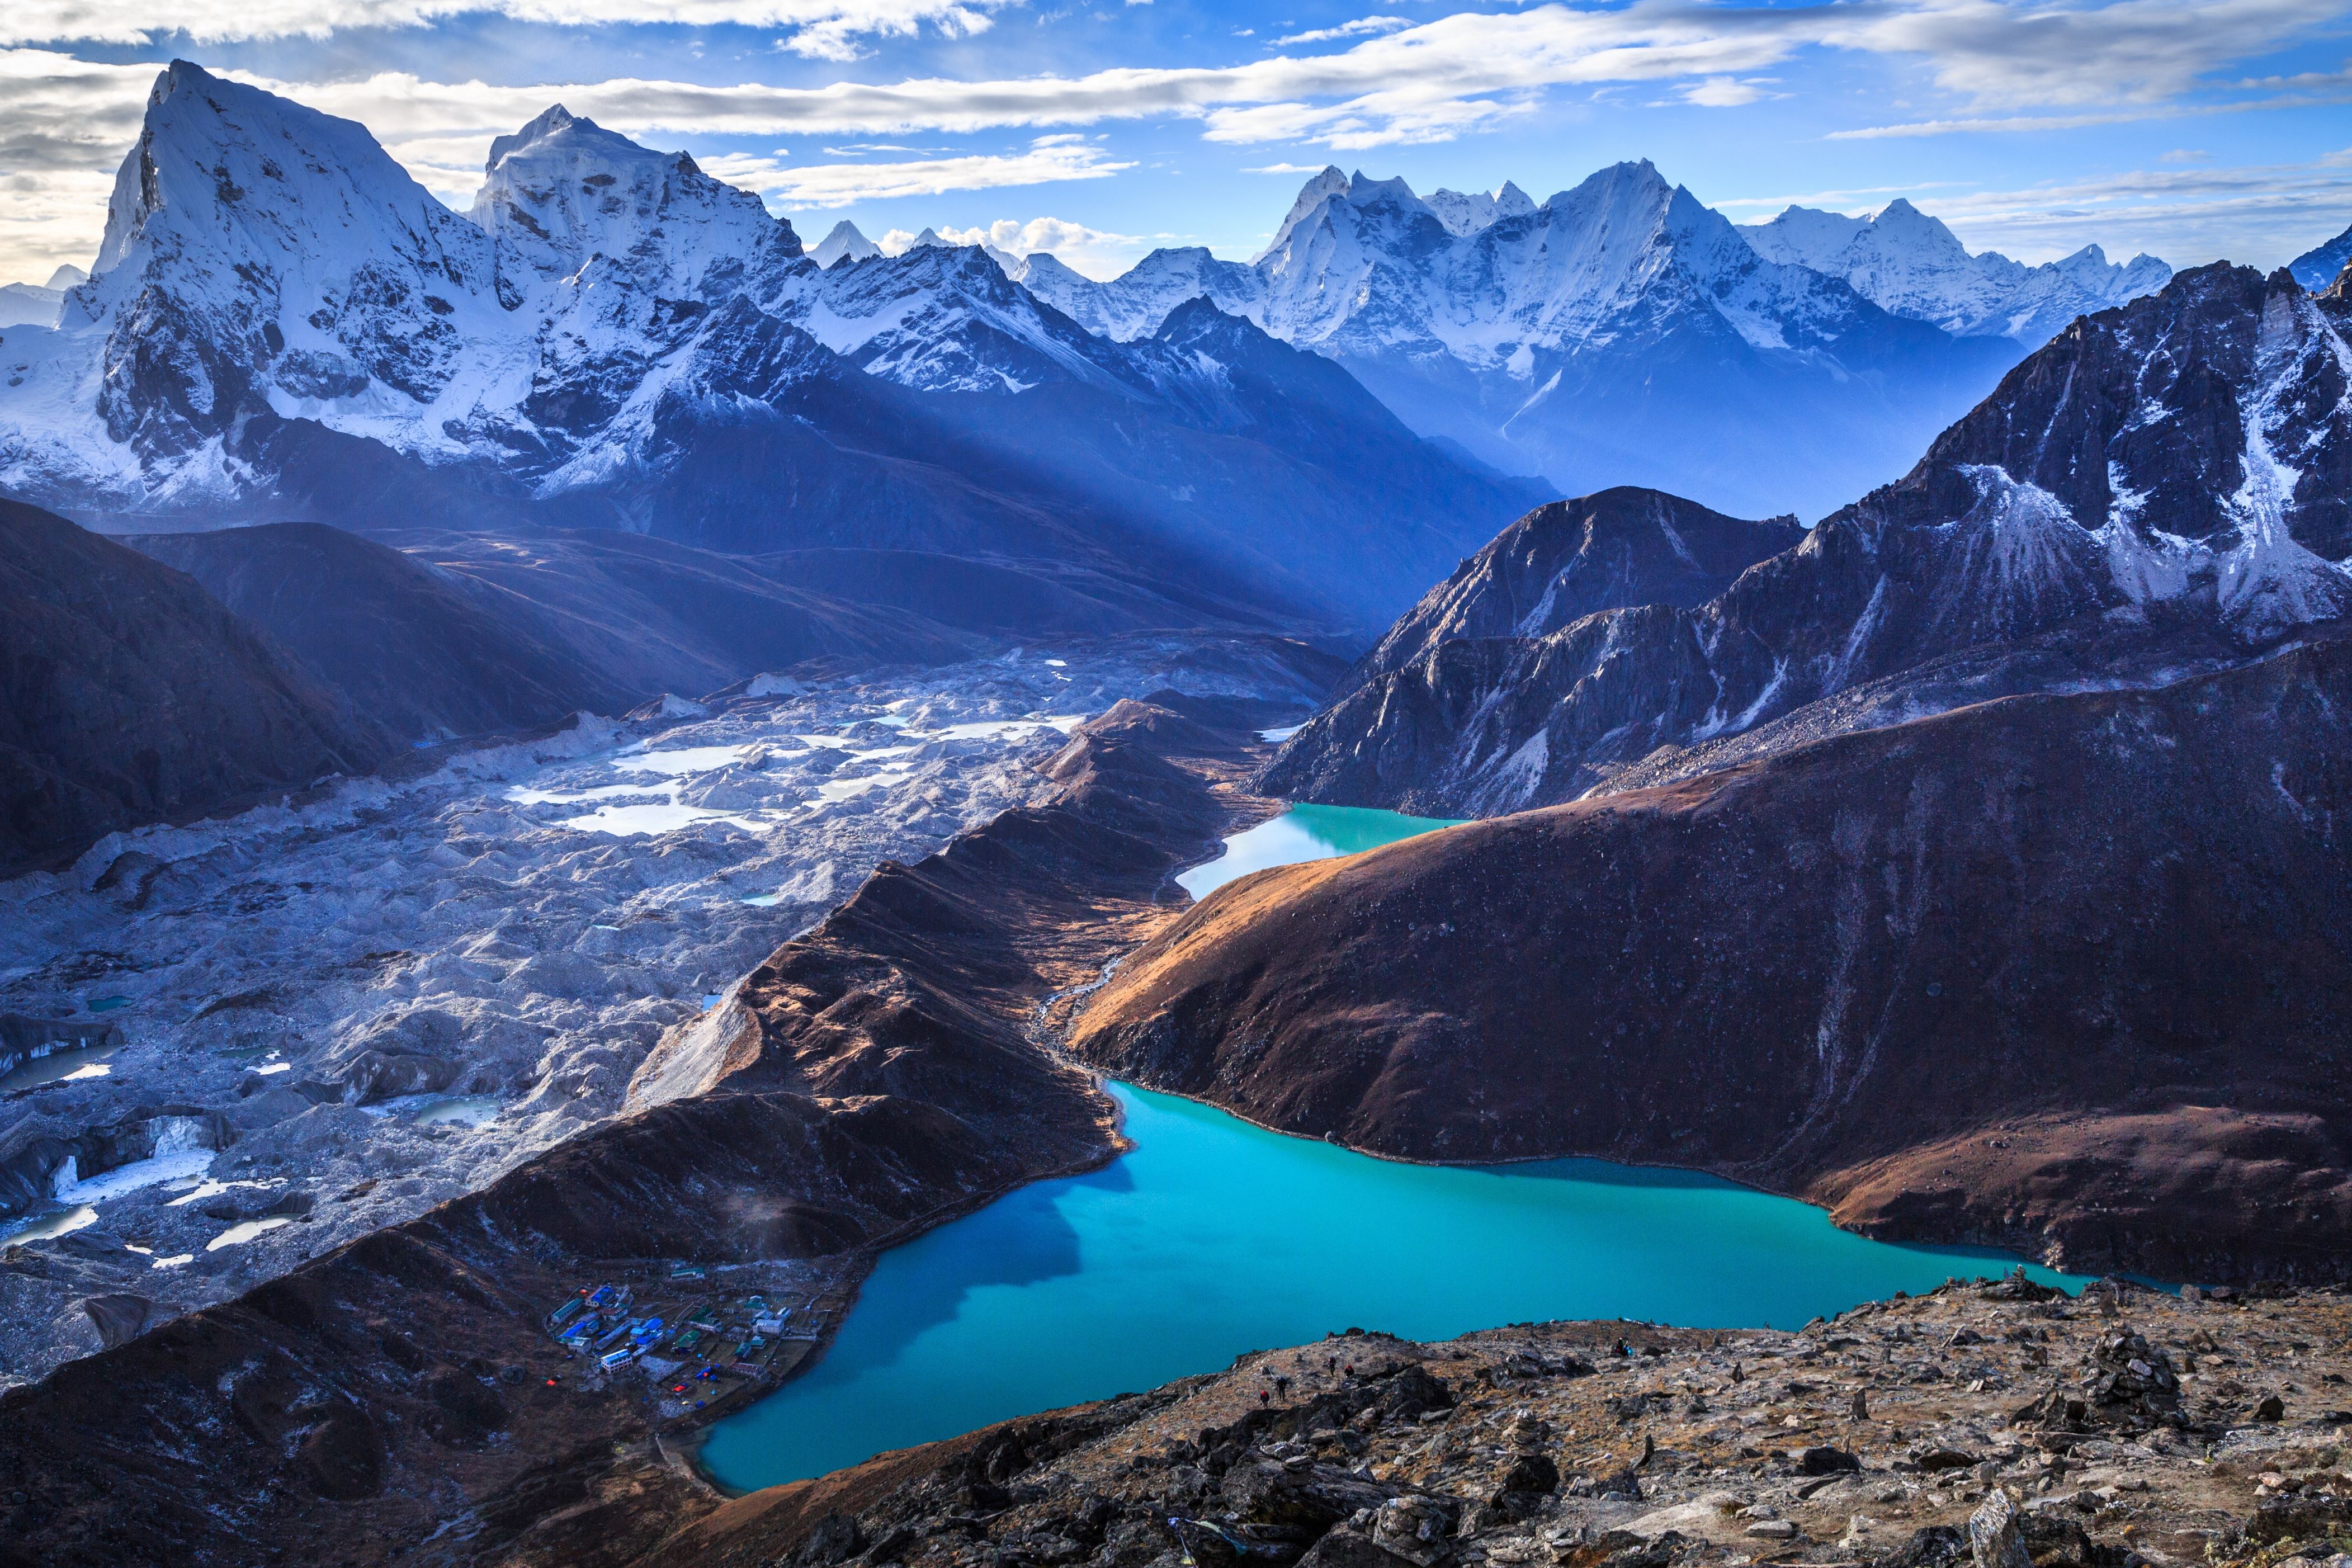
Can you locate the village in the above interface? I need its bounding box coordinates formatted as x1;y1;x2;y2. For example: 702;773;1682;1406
538;1258;852;1427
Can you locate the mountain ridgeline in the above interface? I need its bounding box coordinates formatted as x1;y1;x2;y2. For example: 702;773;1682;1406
0;65;1543;639
1;63;2195;645
1018;164;2168;520
0;500;389;872
1266;260;2352;818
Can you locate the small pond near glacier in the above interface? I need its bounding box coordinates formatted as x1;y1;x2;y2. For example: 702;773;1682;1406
1174;803;1465;900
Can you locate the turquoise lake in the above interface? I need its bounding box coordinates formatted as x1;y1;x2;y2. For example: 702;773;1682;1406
698;805;2091;1491
1174;802;1463;900
698;1081;2089;1492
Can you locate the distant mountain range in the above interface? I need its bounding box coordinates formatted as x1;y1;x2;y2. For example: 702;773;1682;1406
0;265;84;329
1011;164;2169;519
0;64;1541;639
4;68;2223;582
1739;197;2169;343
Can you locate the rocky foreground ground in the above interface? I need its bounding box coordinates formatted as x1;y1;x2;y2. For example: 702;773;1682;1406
646;1278;2352;1568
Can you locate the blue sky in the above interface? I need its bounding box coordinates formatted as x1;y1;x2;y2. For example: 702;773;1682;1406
3;0;2349;282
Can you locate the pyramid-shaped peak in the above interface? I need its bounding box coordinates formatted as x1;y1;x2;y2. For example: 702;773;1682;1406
1256;166;1359;262
473;100;796;283
1546;159;1672;211
809;220;879;267
487;105;582;169
483;105;667;176
97;61;465;284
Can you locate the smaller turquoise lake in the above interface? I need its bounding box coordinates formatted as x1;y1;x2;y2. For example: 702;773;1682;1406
699;1082;2089;1493
1175;803;1464;900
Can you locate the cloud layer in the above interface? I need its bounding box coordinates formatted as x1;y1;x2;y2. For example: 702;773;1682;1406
700;137;1133;206
0;1;1012;62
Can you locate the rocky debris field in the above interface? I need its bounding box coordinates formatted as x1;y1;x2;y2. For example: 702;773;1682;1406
646;1278;2352;1568
0;684;1317;1568
0;633;1324;1388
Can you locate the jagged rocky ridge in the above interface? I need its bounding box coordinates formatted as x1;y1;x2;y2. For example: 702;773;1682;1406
1080;636;2352;1283
0;65;1538;636
1335;489;1803;704
1018;163;2034;520
1264;262;2352;818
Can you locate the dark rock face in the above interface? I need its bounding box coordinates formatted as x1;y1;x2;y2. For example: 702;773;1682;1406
125;522;629;741
1265;265;2352;817
1340;489;1802;695
1078;638;2352;1282
0;499;387;872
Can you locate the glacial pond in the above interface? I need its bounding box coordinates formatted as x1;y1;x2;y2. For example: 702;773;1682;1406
1175;803;1465;900
698;1082;2090;1492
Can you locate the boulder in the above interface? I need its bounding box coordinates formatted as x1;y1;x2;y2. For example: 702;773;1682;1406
335;1050;459;1105
79;1293;151;1349
1371;1496;1459;1566
1969;1490;2033;1568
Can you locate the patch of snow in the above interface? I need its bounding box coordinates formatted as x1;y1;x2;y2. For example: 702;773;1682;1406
205;1216;294;1250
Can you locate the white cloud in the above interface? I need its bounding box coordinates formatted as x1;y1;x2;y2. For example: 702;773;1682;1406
1682;77;1767;107
931;215;1136;253
0;50;163;284
929;215;1148;276
242;0;2341;159
0;2;1011;63
1268;17;1414;48
698;137;1134;205
1816;0;2347;110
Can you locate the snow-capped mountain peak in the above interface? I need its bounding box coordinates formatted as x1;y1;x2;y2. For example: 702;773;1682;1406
1256;164;1355;262
808;220;880;268
469;102;800;298
1423;181;1536;237
1741;199;2170;341
1018;245;1267;342
69;59;507;463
